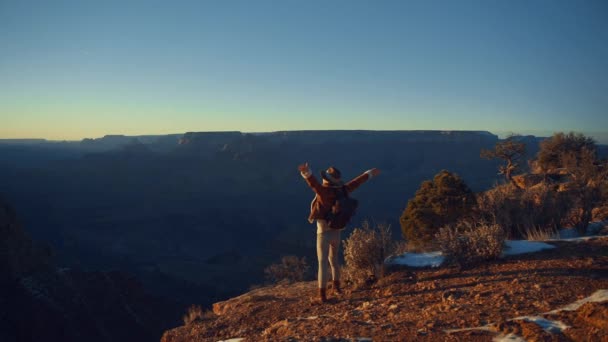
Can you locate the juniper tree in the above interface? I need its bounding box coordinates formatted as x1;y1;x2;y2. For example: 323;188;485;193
536;132;596;174
400;170;475;249
534;132;606;233
480;134;526;183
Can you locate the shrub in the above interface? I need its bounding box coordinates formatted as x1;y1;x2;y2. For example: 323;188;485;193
436;220;506;267
531;132;606;234
182;305;205;325
342;222;402;286
264;255;310;284
535;132;596;174
400;170;475;249
561;149;607;234
476;183;570;239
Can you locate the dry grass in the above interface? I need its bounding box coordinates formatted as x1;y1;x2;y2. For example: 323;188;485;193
523;225;558;241
182;305;215;325
264;255;311;284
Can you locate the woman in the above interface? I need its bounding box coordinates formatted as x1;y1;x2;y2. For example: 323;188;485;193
298;162;380;303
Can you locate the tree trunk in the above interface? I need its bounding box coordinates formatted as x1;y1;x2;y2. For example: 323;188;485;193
505;160;513;184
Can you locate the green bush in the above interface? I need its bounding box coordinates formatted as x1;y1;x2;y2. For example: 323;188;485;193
400;170;475;249
436;220;505;267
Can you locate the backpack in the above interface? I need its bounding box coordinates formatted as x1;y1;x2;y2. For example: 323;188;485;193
327;186;358;229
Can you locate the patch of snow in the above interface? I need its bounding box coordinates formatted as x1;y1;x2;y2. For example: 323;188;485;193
389;234;605;267
217;339;244;342
512;316;568;333
549;235;608;243
555;220;607;237
386;251;444;267
450;289;608;342
501;240;555;256
493;333;526;342
556;228;579;239
548;289;608;314
586;220;608;235
445;325;496;333
354;338;372;342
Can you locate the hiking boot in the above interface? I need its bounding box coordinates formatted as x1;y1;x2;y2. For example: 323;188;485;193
319;288;328;303
333;280;342;295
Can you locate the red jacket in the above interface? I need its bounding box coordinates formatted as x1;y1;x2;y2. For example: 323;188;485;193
301;171;371;223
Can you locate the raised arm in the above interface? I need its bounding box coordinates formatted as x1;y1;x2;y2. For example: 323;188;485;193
345;168;381;193
298;162;323;195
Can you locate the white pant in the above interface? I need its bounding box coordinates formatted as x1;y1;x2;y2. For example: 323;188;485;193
316;220;341;289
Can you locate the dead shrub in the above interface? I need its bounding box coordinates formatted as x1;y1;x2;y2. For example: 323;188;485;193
264;255;310;284
476;183;570;239
342;222;402;286
391;240;409;256
522;225;558;241
436;220;506;267
182;305;215;325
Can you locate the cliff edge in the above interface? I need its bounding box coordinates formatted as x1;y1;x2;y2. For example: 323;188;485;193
162;237;608;341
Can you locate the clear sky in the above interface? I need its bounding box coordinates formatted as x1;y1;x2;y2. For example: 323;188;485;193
1;0;607;141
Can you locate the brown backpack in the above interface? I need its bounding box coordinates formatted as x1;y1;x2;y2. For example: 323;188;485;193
327;186;358;229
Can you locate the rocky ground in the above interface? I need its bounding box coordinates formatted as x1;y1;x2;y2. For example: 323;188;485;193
162;237;608;342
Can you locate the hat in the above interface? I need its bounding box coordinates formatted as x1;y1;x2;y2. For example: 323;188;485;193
321;166;343;185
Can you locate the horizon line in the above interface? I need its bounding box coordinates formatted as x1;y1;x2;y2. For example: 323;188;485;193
2;129;608;143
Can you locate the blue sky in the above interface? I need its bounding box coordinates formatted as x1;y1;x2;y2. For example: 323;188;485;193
1;0;607;141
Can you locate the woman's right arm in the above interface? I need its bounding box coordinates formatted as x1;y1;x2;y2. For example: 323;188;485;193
298;162;323;194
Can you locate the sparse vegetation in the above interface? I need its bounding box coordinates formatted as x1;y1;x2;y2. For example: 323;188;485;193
476;131;607;239
342;222;402;286
476;183;570;239
264;255;311;284
182;305;213;325
436;220;506;267
400;170;475;249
